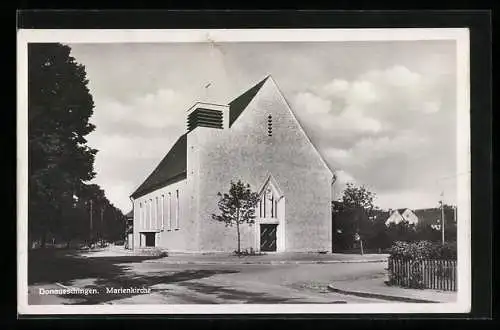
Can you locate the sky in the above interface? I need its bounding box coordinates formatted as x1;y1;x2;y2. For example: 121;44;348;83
68;40;459;213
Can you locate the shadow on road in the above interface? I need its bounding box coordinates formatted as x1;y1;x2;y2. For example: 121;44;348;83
28;249;239;304
28;249;162;285
176;282;337;304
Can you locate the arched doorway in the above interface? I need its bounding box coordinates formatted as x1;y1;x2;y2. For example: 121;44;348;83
255;175;285;252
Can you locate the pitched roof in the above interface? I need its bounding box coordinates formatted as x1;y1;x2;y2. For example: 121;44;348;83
130;134;187;199
413;208;442;226
130;78;270;200
228;75;269;127
131;75;329;199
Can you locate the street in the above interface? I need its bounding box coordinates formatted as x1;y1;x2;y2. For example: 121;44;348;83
27;249;391;305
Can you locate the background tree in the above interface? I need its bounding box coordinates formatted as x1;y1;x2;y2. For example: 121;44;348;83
212;180;259;255
442;204;458;243
335;183;378;254
28;43;97;248
74;183;126;246
341;183;376;210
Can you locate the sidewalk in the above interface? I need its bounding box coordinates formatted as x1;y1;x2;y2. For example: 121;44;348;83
76;246;389;265
328;277;457;303
143;252;389;265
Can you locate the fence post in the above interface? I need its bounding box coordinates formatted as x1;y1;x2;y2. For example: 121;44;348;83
389;257;456;291
385;257;391;284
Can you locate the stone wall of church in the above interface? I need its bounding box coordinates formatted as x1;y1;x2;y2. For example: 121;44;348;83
192;78;333;252
132;178;199;251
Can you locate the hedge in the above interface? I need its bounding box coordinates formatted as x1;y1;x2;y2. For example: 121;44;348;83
388;240;457;260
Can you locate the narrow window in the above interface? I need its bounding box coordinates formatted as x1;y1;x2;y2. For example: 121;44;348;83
146;201;149;228
156;196;160;228
142;202;145;229
161;194;165;229
176;189;180;229
271;194;274;218
143;202;146;229
263;195;266;217
168;192;172;230
275;200;278;218
153;197;156;228
146;200;149;229
139;202;142;228
146;201;150;229
150;199;153;229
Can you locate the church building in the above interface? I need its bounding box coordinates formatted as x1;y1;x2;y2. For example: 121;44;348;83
130;75;335;253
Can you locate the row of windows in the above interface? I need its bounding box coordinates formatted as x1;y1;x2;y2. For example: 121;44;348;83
139;190;180;231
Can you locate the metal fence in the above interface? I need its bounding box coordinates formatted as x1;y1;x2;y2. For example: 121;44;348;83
388;257;457;291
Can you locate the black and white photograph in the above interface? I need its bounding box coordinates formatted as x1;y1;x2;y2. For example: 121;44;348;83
17;28;471;315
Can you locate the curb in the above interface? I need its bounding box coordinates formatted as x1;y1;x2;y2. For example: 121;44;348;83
143;259;388;265
326;284;439;303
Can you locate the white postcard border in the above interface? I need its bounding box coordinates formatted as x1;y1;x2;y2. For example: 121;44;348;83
17;28;471;315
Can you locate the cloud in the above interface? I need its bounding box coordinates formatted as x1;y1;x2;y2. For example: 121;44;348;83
293;65;444;142
84;88;191;211
92;88;190;131
335;169;356;185
68;43;456;212
376;190;443;210
293;92;332;115
332;169;356;200
362;65;421;87
321;79;350;97
291;64;454;204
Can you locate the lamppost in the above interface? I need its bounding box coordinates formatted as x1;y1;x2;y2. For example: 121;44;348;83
100;206;105;246
89;199;93;245
439;199;445;245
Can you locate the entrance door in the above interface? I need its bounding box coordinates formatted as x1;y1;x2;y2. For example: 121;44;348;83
144;233;155;247
260;224;277;252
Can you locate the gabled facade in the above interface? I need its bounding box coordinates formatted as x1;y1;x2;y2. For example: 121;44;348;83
385;208;430;226
385;208;420;226
385;209;403;226
130;76;335;253
400;208;419;225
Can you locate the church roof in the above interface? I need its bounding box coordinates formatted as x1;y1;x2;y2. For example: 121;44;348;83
131;75;330;199
228;75;269;127
130;133;187;199
131;77;271;199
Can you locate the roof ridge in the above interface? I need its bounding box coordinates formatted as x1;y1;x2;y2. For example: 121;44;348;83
228;75;270;127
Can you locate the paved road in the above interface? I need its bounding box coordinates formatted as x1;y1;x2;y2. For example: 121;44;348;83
28;253;391;305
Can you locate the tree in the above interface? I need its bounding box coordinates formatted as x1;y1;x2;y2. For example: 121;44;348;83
341;183;376;210
28;43;97;248
338;183;377;254
211;180;259;255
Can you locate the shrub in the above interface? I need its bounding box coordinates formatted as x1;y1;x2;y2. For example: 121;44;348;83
135;248;168;258
389;240;456;260
233;248;265;256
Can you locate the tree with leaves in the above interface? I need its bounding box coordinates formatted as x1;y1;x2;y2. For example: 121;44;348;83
341;183;376;210
28;43;97;248
211;180;259;255
337;183;377;254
